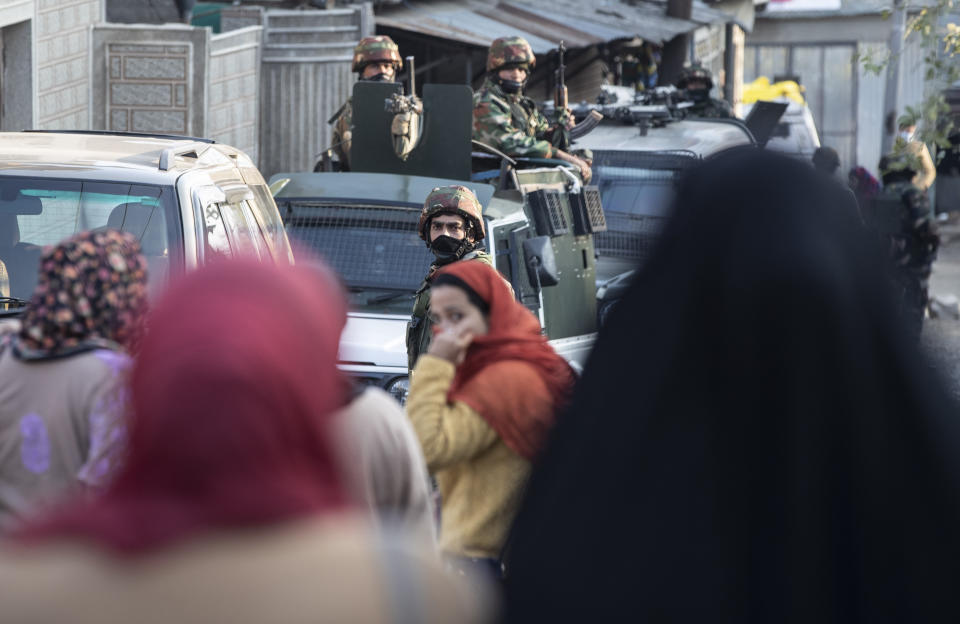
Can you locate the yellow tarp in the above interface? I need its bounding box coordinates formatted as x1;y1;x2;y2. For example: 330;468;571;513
742;77;805;105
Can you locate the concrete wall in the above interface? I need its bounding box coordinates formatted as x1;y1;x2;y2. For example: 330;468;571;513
35;0;102;129
91;23;262;157
2;18;32;130
207;26;261;160
92;24;207;135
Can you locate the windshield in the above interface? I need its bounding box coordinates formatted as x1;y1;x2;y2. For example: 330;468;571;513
282;202;433;315
0;177;179;305
592;164;678;280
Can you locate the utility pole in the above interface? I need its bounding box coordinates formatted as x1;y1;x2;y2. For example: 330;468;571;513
881;0;907;155
660;0;693;86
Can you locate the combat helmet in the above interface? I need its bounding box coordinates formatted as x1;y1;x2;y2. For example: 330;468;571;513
486;36;536;73
675;64;714;90
418;185;486;243
352;36;403;73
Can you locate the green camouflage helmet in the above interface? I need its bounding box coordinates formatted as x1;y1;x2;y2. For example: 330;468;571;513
418;185;486;242
676;64;714;90
352;36;403;73
486;36;536;73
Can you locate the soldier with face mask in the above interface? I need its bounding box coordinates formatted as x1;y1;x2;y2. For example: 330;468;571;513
675;64;734;119
407;186;493;370
328;36;403;171
473;36;592;182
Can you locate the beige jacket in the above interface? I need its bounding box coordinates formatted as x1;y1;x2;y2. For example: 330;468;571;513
906;140;937;190
0;514;493;624
0;345;130;532
406;355;532;559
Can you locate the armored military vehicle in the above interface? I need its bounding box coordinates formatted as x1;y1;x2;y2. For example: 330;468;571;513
273;81;603;403
551;87;783;322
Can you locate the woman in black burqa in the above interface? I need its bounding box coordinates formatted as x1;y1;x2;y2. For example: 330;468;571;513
504;148;960;623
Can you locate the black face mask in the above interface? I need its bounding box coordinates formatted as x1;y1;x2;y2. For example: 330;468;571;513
362;72;393;83
497;78;525;94
688;88;710;103
430;235;471;265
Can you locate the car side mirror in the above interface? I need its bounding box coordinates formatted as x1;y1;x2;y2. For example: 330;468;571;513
522;236;559;288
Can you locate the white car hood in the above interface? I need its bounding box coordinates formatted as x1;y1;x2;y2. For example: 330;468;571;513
338;312;409;368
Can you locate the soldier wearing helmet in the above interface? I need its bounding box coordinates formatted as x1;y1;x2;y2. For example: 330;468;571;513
876;150;939;338
407;185;495;369
328;36;404;171
675;64;734;119
473;36;592;182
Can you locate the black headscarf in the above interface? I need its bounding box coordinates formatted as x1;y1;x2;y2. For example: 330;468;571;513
504;148;960;623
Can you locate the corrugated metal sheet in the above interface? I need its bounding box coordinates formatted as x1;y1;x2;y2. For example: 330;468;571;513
258;6;373;177
377;0;730;50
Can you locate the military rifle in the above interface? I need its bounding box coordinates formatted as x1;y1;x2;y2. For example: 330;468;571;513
552;41;603;144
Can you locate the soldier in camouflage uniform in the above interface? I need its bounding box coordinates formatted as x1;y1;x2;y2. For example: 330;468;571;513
878;151;939;338
675;64;734;119
407;186;494;370
473;36;592;182
328;36;403;171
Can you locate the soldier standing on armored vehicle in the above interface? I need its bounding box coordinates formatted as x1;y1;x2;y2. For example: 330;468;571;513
328;36;403;171
675;64;734;119
407;186;495;370
878;151;939;338
473;36;592;182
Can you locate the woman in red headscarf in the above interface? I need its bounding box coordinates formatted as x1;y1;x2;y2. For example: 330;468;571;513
0;259;490;624
406;260;575;578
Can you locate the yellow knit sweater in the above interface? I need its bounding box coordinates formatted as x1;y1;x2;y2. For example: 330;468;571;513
406;355;531;559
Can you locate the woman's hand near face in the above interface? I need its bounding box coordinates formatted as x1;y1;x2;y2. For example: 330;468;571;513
428;330;474;366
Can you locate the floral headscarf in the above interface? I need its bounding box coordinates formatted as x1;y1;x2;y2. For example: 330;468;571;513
15;230;148;359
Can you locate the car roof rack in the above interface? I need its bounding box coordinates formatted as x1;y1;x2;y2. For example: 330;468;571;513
22;129;216;144
159;142;213;171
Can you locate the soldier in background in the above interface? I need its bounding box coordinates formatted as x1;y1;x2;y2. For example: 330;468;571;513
676;64;734;119
895;120;937;191
407;186;494;370
328;36;403;171
473;36;592;182
878;151;939;338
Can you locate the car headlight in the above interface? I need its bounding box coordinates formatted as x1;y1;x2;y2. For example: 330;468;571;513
386;376;410;406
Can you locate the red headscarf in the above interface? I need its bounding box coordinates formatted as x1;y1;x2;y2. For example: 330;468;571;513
18;259;349;552
433;261;575;460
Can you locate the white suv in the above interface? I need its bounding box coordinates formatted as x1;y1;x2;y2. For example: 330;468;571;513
0;131;293;315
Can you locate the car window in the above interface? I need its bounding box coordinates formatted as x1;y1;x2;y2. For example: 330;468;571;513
249;184;294;264
1;177;178;300
217;201;265;259
202;202;233;258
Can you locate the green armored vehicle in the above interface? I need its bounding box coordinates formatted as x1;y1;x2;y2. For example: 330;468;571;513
272;81;603;402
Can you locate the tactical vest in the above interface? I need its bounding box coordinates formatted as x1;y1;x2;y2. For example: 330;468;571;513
406;250;494;371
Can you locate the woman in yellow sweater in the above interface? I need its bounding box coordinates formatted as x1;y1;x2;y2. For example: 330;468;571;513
406;261;575;579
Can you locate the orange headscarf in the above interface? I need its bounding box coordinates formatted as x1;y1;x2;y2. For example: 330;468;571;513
432;261;575;460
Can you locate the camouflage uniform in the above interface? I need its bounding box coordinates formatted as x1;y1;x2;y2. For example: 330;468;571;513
884;179;938;337
676;64;734;120
473;36;566;159
876;150;939;337
329;36;403;171
407;186;492;370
